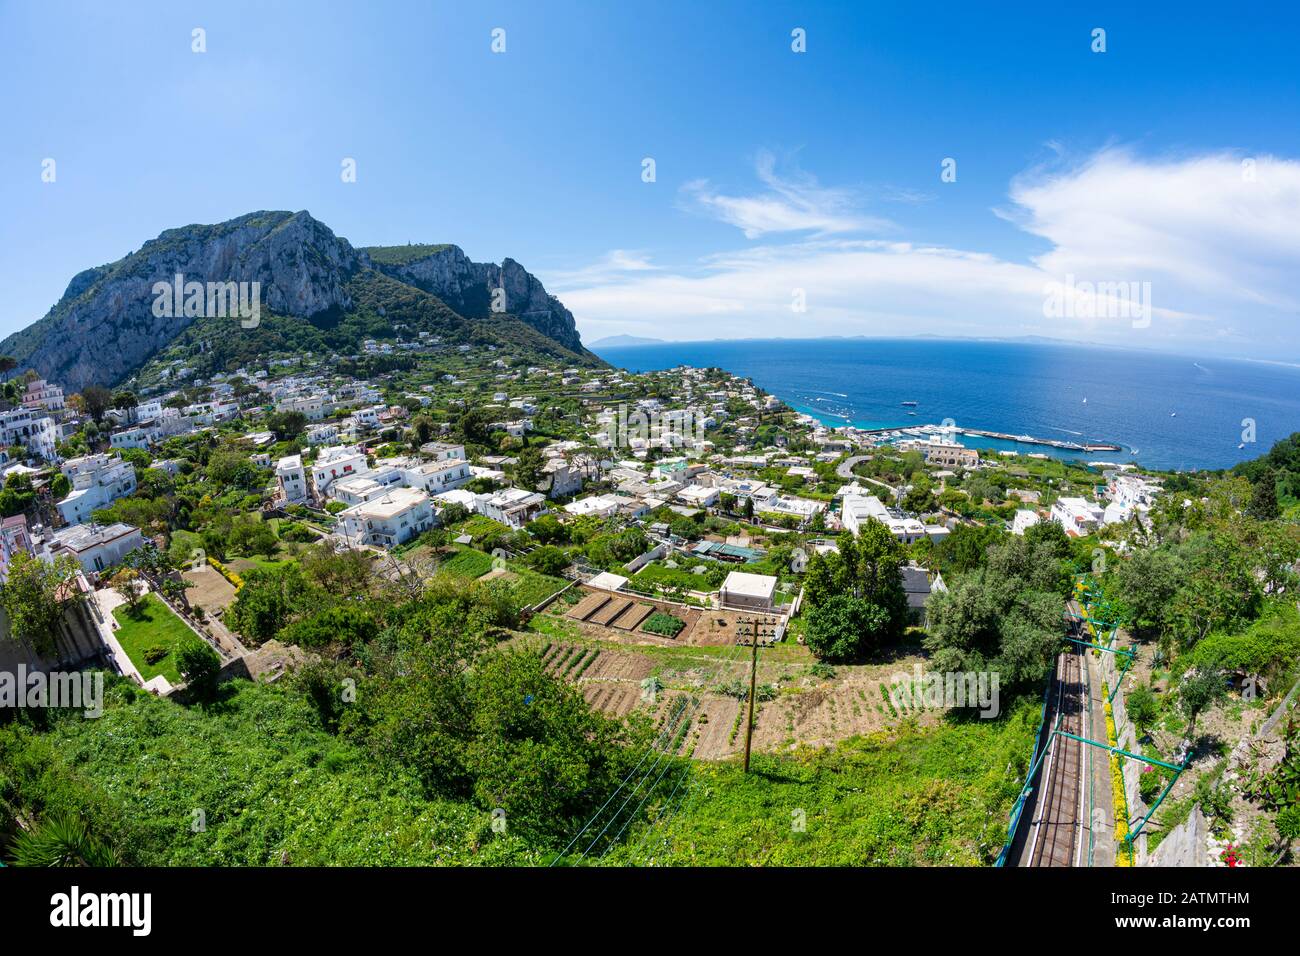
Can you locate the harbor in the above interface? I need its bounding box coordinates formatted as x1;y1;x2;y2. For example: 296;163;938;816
842;423;1125;454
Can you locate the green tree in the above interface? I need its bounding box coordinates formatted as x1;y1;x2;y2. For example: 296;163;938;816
527;545;571;577
1177;668;1228;743
527;514;570;545
513;447;545;492
227;563;320;644
0;553;82;657
176;635;222;700
81;385;112;422
1246;469;1281;521
1115;547;1184;639
267;409;308;442
464;647;644;845
801;524;909;661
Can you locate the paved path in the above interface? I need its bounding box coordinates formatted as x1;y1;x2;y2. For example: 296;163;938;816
1084;643;1116;867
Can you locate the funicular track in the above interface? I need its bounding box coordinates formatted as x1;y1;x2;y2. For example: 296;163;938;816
1023;644;1086;867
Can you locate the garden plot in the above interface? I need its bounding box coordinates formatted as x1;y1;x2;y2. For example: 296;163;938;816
688;696;743;760
581;683;645;718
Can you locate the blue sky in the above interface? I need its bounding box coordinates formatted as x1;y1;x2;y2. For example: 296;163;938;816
2;1;1299;357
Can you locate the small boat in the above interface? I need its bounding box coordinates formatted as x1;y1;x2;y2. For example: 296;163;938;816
1170;412;1177;417
901;401;918;407
907;411;917;416
1238;443;1245;449
1082;397;1088;404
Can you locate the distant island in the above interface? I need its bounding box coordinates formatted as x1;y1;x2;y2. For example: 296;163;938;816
588;334;665;348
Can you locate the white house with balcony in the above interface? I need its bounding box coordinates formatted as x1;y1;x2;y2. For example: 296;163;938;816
480;487;547;529
419;441;466;462
306;422;339;445
311;445;369;499
1011;509;1042;536
841;494;926;544
38;521;144;574
1050;497;1105;536
336;487;434;549
57;454;137;525
401;458;471;495
0;407;58;460
275;454;308;504
110;427;151;450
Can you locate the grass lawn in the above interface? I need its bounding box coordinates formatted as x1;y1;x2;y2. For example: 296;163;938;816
503;568;569;607
112;593;195;684
227;555;289;574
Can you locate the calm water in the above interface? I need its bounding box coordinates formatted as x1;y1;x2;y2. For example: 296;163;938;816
594;338;1300;471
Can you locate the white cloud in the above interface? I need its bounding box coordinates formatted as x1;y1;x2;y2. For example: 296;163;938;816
547;249;660;289
679;150;893;238
565;149;1300;357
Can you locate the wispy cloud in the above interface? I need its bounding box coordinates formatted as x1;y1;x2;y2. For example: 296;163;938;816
679;150;893;238
546;249;660;289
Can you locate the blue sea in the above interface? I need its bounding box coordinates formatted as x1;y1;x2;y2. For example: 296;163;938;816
593;338;1300;471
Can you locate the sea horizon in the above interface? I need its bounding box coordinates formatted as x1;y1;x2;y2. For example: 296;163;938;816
593;336;1300;472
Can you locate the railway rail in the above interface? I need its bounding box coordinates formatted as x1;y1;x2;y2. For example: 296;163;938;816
1024;645;1086;867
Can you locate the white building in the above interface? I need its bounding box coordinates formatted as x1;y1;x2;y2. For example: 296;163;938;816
38;522;144;574
57;454;137;525
275;454;308;504
841;494;926;544
0;407;59;460
306;422;339;445
676;485;720;508
1011;509;1042;536
401;458;472;495
110;427;151;450
480;487;547;529
277;394;334;421
718;571;778;612
563;494;624;519
311;446;369;499
541;458;583;499
337;487;434;549
1050;497;1105;537
420;441;467;462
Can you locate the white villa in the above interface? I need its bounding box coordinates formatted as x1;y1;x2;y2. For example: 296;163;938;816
57;454;137;525
337;487;434;549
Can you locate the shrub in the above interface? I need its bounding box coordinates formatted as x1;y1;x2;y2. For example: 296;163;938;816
142;645;169;665
1139;766;1164;803
176;636;222;700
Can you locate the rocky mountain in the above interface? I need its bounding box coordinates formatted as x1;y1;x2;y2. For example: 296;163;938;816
1;211;596;391
363;244;585;354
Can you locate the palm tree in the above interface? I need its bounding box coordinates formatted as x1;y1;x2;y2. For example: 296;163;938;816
9;815;118;866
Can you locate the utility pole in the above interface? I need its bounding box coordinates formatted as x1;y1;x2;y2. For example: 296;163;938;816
736;615;778;773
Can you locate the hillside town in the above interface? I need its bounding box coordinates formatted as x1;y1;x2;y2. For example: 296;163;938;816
0;342;1163;688
0;334;1294;876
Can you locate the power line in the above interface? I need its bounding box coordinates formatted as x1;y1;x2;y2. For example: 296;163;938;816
628;634;759;865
